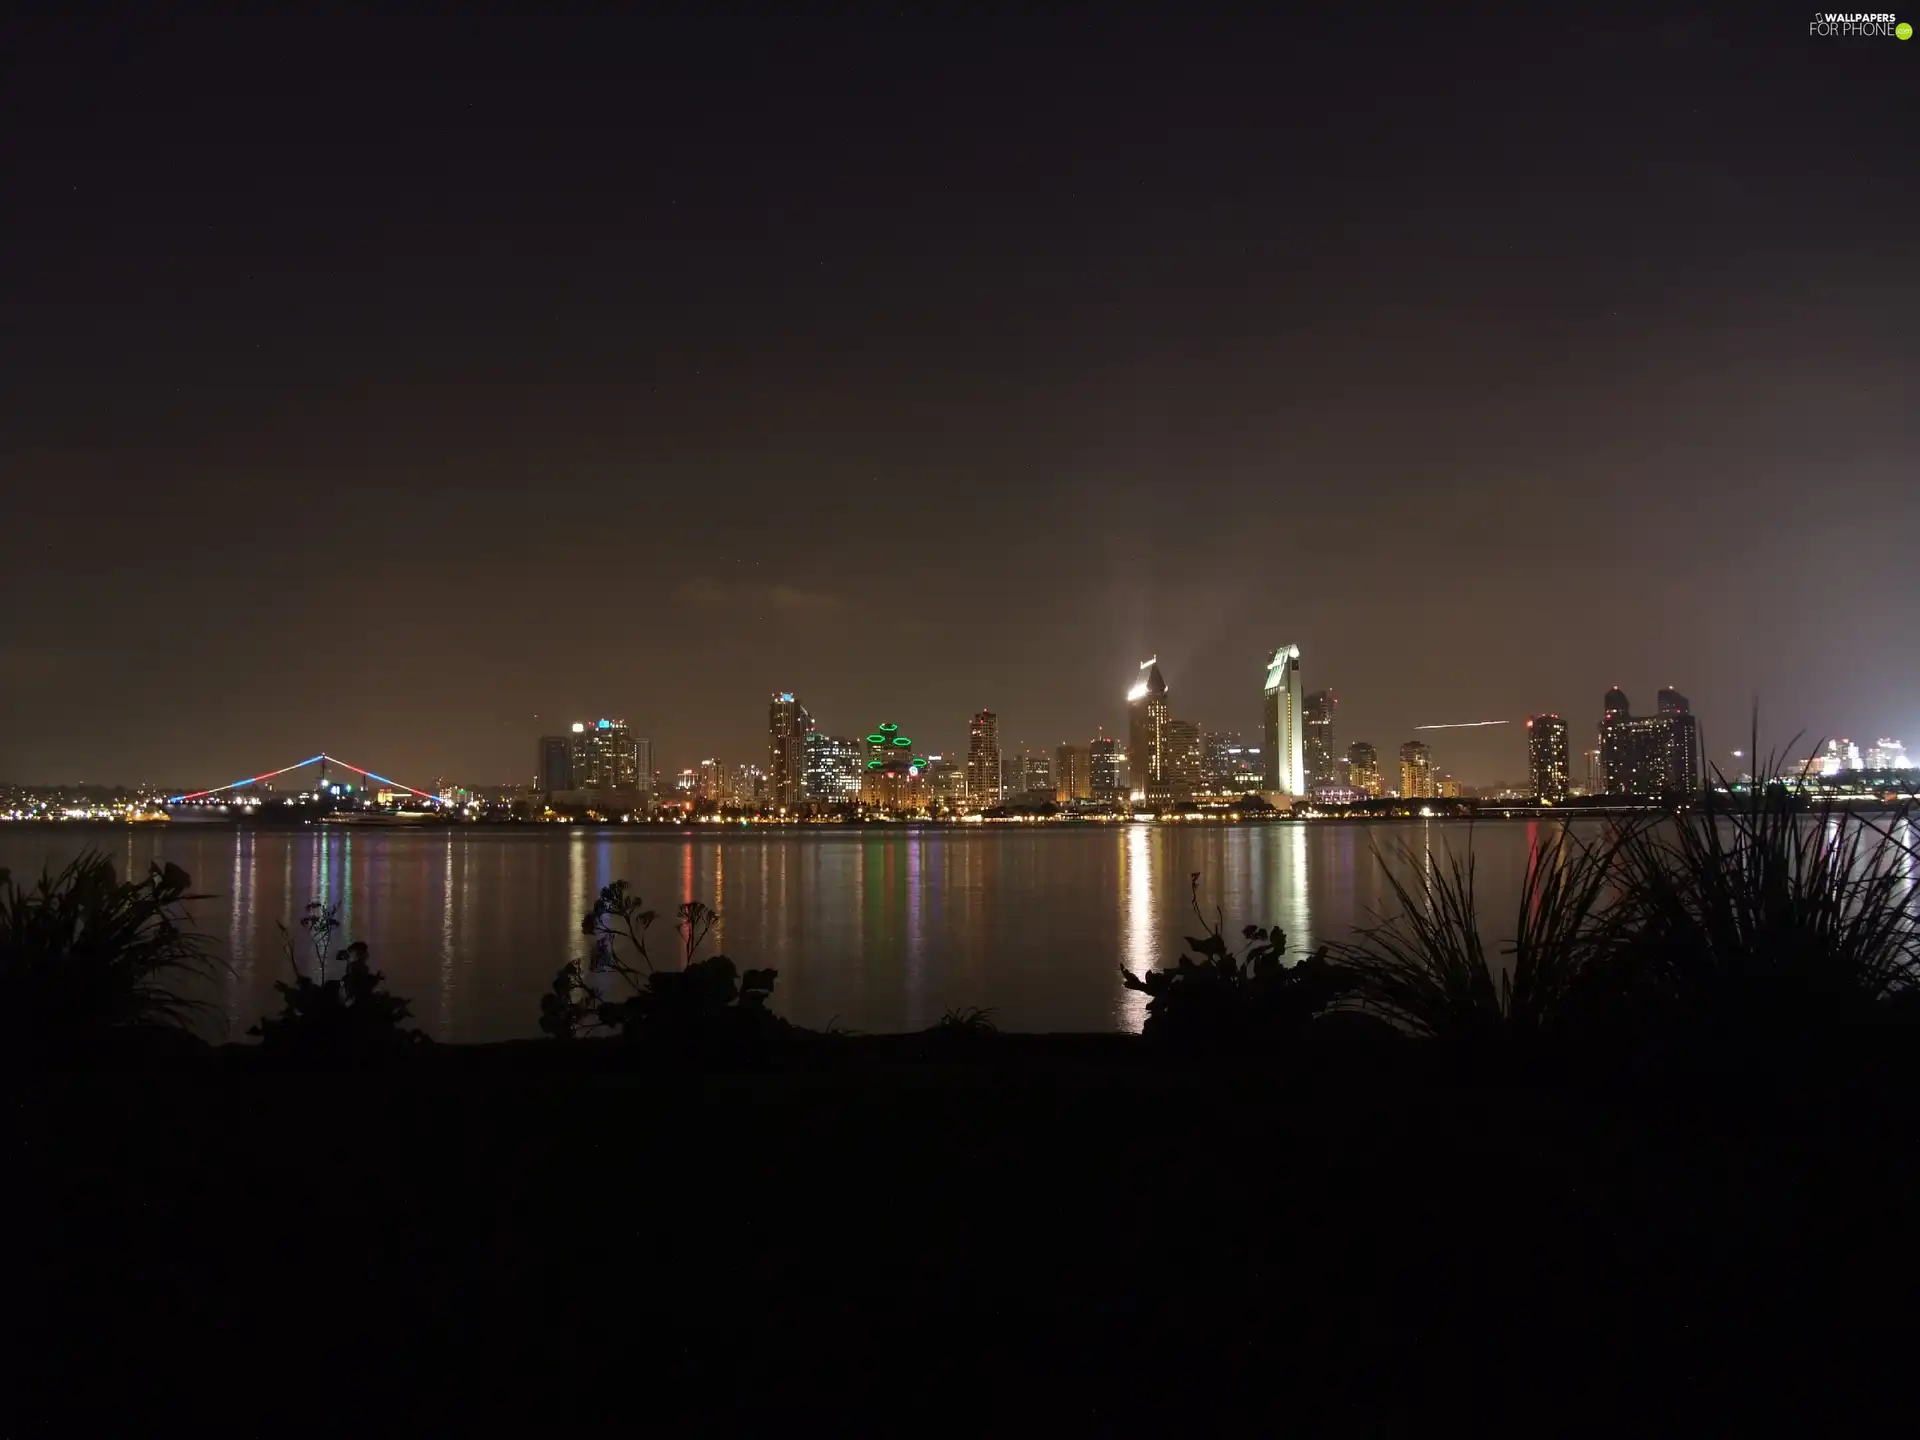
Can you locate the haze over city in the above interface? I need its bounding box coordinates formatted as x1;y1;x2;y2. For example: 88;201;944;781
3;15;1915;788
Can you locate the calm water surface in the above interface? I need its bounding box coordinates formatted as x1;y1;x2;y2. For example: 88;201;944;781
2;821;1603;1041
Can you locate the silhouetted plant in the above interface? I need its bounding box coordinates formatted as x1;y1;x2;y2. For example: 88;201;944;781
250;901;427;1060
1;850;221;1060
1328;829;1631;1058
1121;874;1352;1050
540;882;786;1053
1602;748;1920;1056
937;1005;999;1035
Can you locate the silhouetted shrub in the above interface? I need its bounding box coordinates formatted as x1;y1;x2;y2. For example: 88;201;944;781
1122;874;1352;1050
937;1006;999;1036
2;850;221;1062
1330;829;1631;1065
540;882;787;1056
1601;771;1920;1064
251;902;427;1062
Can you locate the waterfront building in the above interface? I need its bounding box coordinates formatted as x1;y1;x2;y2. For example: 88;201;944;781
1526;714;1571;802
1089;733;1123;803
1261;645;1305;796
1055;743;1090;802
1303;689;1338;790
1128;659;1171;804
768;693;811;810
1399;740;1433;799
966;710;1002;809
1347;742;1382;797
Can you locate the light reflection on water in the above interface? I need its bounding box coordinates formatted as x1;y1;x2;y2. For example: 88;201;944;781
6;821;1642;1042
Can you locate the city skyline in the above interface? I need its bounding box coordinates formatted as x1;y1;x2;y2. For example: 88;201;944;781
2;17;1915;788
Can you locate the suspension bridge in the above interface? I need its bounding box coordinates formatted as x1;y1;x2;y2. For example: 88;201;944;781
166;754;441;806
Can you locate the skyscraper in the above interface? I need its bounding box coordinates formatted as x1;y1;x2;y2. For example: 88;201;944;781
1089;734;1122;804
573;719;643;791
536;734;573;794
1261;645;1305;796
1526;714;1570;802
1600;687;1700;796
1399;740;1433;799
1202;731;1240;793
1303;689;1338;790
1019;749;1053;799
802;731;863;806
965;710;1001;810
1347;742;1382;797
1127;659;1170;804
1163;720;1203;803
1867;738;1912;770
767;693;810;810
1055;743;1090;802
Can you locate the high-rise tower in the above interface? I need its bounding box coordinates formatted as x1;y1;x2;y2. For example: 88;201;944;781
1347;741;1382;797
1399;740;1434;799
768;693;810;810
1089;733;1123;805
1526;715;1571;802
1127;659;1170;804
1303;689;1338;790
965;710;1002;810
1261;645;1305;796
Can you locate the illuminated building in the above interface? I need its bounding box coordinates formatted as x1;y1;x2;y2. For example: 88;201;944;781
1089;734;1123;803
767;693;811;809
1127;659;1170;804
1261;644;1305;796
1867;738;1912;770
926;755;968;803
1526;715;1570;802
1018;749;1053;799
1398;740;1433;799
726;764;767;806
1347;742;1381;797
572;719;645;792
1303;689;1338;789
965;710;1002;809
1203;731;1240;792
1584;745;1601;796
696;758;724;800
1436;774;1464;799
861;722;929;813
537;735;573;793
1055;743;1090;802
1599;688;1700;796
1163;720;1203;802
803;732;863;806
541;719;649;814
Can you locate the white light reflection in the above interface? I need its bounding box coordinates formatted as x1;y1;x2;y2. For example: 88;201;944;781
1282;824;1311;956
439;830;456;1041
228;831;248;1037
1119;824;1153;1032
905;833;926;1029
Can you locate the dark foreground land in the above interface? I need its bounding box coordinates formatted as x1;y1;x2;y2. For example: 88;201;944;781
19;1035;1920;1433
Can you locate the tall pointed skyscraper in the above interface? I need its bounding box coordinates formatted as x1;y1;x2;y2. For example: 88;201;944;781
1126;658;1170;804
1262;645;1305;797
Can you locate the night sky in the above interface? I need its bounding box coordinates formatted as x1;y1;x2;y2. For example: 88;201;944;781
4;14;1916;788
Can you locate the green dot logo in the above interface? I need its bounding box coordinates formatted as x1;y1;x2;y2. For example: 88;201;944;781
1899;20;1914;38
